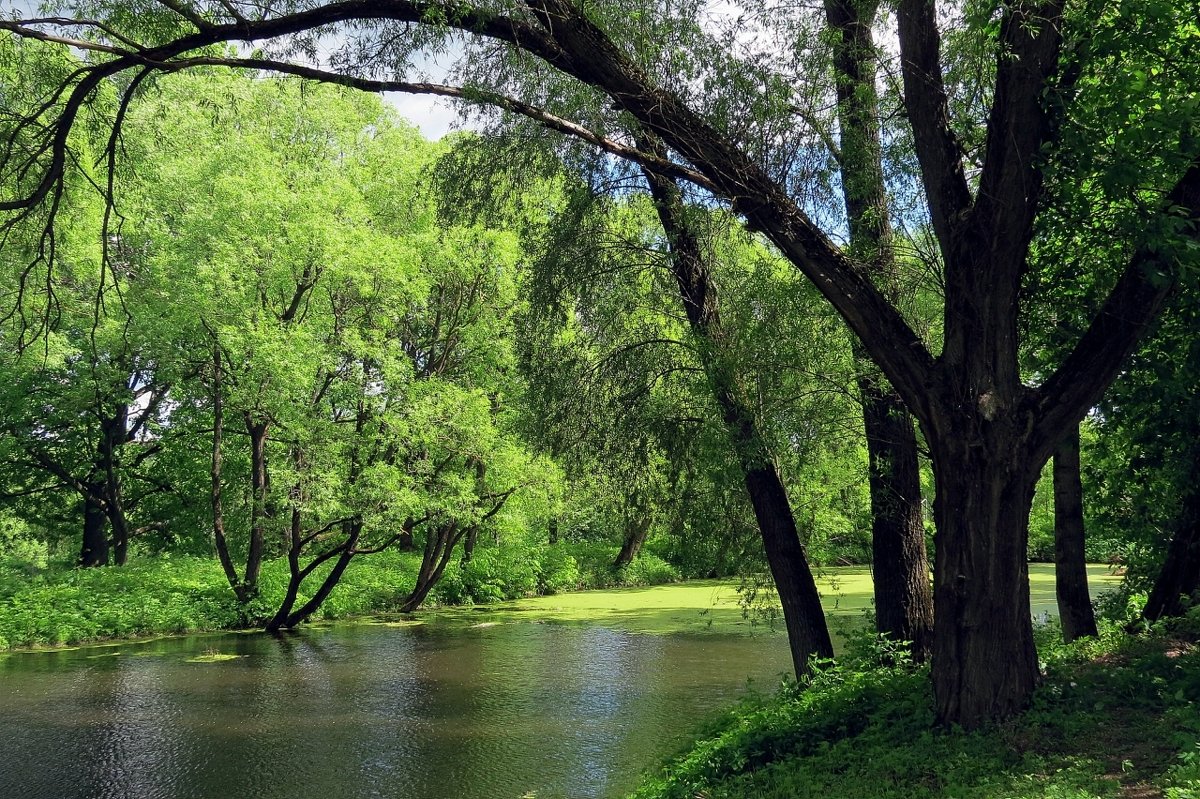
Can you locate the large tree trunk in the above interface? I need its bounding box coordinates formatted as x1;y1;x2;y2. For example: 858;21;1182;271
79;484;109;567
1143;444;1200;622
1053;424;1098;641
861;384;934;659
929;429;1041;725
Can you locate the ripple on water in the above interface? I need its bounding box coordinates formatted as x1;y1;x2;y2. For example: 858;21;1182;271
0;619;792;799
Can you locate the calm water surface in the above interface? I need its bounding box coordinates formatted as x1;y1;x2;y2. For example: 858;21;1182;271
0;619;791;799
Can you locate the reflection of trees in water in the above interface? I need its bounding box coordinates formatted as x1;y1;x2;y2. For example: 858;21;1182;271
0;622;788;799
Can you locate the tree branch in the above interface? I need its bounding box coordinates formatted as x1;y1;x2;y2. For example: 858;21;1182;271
895;0;973;255
972;0;1066;271
0;1;937;419
1030;157;1200;461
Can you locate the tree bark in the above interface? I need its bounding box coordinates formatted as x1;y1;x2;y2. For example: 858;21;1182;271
79;484;109;567
98;410;130;567
209;341;247;602
267;505;305;632
279;522;361;628
613;511;652;570
461;524;479;565
745;466;837;669
243;414;270;597
1143;444;1200;622
824;0;933;661
1053;424;1098;641
929;426;1041;725
862;385;934;659
402;521;463;612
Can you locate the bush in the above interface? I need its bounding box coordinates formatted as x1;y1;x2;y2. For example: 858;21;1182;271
615;552;680;587
537;546;582;594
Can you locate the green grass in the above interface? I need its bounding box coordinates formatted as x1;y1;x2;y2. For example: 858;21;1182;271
0;550;424;649
629;618;1200;799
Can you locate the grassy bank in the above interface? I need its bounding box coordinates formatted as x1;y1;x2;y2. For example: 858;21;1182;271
0;555;1121;650
0;543;684;649
628;620;1200;799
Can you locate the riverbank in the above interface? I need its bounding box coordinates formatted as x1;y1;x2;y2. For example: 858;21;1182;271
629;619;1200;799
0;551;1120;650
0;545;680;649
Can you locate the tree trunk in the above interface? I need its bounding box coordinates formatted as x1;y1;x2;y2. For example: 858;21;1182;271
209;344;246;602
280;521;361;628
79;485;109;567
929;430;1040;726
267;519;362;632
461;524;479;565
266;505;305;632
397;526;415;551
460;459;487;565
613;513;652;570
548;516;559;545
98;410;130;566
861;383;934;659
637;144;834;677
745;466;837;669
243;414;270;597
1053;424;1098;641
823;0;934;661
402;521;463;613
1143;445;1200;622
107;492;130;567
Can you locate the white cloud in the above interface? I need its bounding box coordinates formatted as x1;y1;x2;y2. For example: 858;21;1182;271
383;92;463;140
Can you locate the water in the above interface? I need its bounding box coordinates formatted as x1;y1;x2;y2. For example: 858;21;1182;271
0;620;792;799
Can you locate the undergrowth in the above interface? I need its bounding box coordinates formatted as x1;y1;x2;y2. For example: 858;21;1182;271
0;541;680;649
630;616;1200;799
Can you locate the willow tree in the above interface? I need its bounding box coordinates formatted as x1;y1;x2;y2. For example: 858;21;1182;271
2;0;1199;727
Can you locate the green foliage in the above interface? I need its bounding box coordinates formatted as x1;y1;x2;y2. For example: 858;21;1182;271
537;545;583;594
0;551;425;648
632;624;1200;799
615;552;681;587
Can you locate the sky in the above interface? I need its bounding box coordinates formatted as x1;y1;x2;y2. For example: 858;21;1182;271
384;92;461;140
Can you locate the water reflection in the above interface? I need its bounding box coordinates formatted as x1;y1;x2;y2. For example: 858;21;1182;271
0;621;790;799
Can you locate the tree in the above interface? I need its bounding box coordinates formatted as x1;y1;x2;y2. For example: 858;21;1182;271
2;0;1199;727
1052;423;1098;641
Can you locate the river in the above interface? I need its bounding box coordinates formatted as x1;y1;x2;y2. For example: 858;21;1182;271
0;566;1119;799
0;618;792;799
